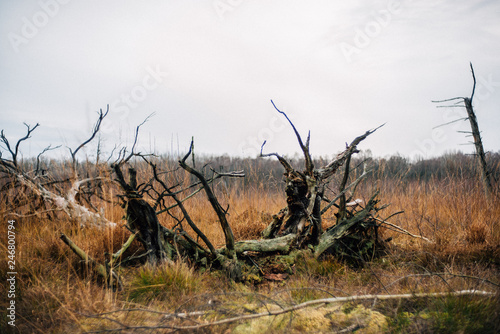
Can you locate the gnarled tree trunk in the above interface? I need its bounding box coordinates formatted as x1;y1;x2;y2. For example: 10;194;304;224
258;101;385;261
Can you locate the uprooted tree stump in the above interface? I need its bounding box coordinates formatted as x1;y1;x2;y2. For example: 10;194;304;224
258;101;388;263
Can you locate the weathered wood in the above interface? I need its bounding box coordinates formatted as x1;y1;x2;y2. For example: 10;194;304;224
2;102;400;283
433;64;494;199
110;232;137;267
179;140;238;260
465;64;493;198
233;234;297;254
260;106;384;261
316;125;382;181
315;192;379;259
1;153;115;229
126;197;172;264
336;153;352;223
112;163;173;264
261;208;287;239
310;185;323;245
60;233;122;289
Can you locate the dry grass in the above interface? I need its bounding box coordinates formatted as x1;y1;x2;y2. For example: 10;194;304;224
1;165;499;333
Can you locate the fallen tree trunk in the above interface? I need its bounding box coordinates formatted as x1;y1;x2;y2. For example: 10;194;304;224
315;192;381;260
233;234;297;255
0;114;116;229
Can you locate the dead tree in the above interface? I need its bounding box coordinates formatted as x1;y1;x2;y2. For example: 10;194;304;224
107;117;245;276
258;101;388;261
179;141;237;259
433;63;494;199
1;103;411;282
0;107;116;229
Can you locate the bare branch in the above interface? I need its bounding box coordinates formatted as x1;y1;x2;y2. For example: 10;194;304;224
259;140;293;174
0;122;40;167
470;62;476;102
126;113;155;163
36;144;61;175
112;113;155;168
434;105;466;108
69;106;109;167
431;97;465;103
432;117;468;129
374;217;431;242
211;168;245;179
179;138;236;260
317;124;383;181
148;160;216;259
270;100;314;174
6;209;63;218
153;168;242;215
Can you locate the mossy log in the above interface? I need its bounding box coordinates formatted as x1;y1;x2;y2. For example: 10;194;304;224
233;234;297;254
60;233;122;289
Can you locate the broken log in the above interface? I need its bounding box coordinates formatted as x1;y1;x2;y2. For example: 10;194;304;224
60;233;122;289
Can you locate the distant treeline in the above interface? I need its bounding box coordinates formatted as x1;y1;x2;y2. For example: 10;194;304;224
184;151;500;192
18;151;500;194
369;151;500;182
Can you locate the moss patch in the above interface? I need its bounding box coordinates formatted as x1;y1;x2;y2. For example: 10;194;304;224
232;303;388;334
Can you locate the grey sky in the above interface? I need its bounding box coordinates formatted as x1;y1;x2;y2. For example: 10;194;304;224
1;0;499;161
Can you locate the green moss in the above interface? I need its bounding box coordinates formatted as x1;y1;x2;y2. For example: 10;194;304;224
428;296;499;334
232;303;388;334
245;273;262;284
341;302;355;314
383;295;500;334
388;310;414;333
292;308;334;332
348;305;389;334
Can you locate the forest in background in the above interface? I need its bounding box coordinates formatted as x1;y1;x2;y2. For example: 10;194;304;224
22;149;500;193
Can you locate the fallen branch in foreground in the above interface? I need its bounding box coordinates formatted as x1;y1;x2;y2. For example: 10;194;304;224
164;290;496;330
83;290;496;333
374;217;432;242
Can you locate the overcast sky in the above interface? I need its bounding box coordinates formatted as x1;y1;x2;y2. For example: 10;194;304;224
1;0;499;162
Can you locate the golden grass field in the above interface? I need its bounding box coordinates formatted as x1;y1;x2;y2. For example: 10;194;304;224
1;157;499;333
